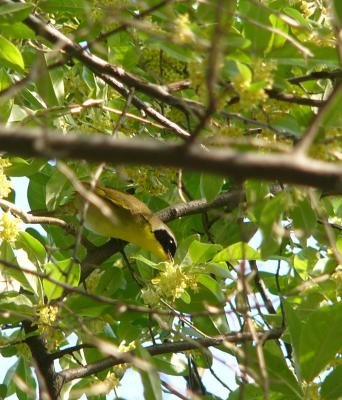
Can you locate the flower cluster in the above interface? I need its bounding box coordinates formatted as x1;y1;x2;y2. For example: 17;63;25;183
143;263;198;303
173;13;194;44
0;212;21;243
0;158;12;200
36;305;64;351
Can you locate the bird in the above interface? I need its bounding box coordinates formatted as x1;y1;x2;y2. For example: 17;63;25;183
78;184;177;261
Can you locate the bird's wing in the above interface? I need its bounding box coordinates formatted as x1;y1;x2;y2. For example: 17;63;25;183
94;185;153;220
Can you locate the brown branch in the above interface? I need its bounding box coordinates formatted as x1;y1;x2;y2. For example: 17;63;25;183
0;126;342;192
288;69;342;85
59;329;283;383
161;380;191;400
48;344;93;361
157;190;243;222
21;8;201;135
265;88;325;107
222;111;298;140
250;260;276;315
22;320;62;400
0;198;96;250
0;199;74;232
96;70;192;137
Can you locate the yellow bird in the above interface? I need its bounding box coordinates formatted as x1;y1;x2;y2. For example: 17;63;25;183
79;184;177;261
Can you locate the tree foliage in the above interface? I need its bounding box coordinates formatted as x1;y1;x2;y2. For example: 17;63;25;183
0;0;341;399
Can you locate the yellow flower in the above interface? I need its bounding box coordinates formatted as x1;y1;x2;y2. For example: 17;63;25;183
0;212;21;243
105;372;120;389
36;305;63;351
174;14;194;44
141;286;160;306
0;172;12;199
152;263;197;301
38;305;59;325
0;158;11;168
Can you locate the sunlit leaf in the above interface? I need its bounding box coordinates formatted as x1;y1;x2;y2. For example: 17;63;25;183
0;34;24;71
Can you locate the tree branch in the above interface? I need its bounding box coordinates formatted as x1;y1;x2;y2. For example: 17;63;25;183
1;126;342;193
22;320;62;400
59;329;283;383
288;69;342;85
265;88;325;107
157;190;243;222
20;7;201;135
48;344;93;361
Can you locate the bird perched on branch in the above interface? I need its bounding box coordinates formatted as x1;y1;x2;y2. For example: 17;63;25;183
78;184;177;261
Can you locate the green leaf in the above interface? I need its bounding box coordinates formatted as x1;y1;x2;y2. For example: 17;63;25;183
136;343;162;400
184;240;222;264
65;294;112;317
267;14;289;51
2;359;20;396
0;22;35;39
154;354;187;376
200;173;224;202
13;357;36;400
46;169;70;210
283;301;303;374
39;0;89;16
293;247;318;280
96;268;126;296
228;384;264;400
16;249;43;300
43;258;80;300
0;383;7;398
245;180;270;206
240;1;272;53
197;274;224;302
227;59;252;82
0;293;34;323
333;0;342;28
285;301;342;382
300;303;342;382
213;242;260;262
244;340;303;399
320;84;342;129
283;7;310;28
272;115;301;137
212;220;258;248
27;171;50;211
0;3;33;23
16;231;46;265
6;158;45;177
0;34;24;71
291;198;317;238
205;262;233;279
321;365;342;400
259;192;288;258
0;68;13;122
35;54;63;107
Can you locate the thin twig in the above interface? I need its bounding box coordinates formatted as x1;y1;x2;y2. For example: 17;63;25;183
288;69;342;85
161;380;190;400
294;80;342;154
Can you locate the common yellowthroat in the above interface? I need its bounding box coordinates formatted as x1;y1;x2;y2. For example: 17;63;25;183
79;184;177;260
